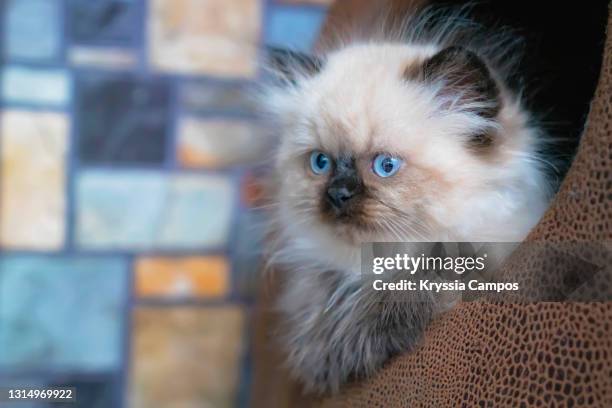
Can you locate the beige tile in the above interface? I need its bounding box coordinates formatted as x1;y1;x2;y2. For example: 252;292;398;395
129;306;245;408
0;110;67;249
177;118;267;168
148;0;261;77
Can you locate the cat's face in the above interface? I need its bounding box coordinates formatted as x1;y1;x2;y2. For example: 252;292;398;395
269;44;533;246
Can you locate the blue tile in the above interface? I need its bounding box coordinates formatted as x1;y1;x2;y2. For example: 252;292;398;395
4;0;62;61
67;0;137;45
0;256;127;371
1;66;70;107
76;171;235;250
265;6;326;52
48;377;118;408
76;73;171;164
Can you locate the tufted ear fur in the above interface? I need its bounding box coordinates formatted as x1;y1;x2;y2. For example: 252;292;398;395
416;46;501;120
266;46;323;85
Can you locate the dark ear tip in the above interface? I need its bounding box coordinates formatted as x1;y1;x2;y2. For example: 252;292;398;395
435;45;469;55
420;44;500;119
446;46;489;70
423;45;487;77
265;46;294;63
265;46;290;69
265;46;323;82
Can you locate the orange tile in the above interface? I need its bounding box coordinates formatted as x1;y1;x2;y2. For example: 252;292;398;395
135;256;229;298
177;146;217;168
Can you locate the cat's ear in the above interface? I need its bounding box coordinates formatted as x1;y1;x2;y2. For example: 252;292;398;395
266;46;323;85
415;46;500;119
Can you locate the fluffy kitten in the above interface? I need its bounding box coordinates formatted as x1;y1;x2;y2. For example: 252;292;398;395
261;8;551;395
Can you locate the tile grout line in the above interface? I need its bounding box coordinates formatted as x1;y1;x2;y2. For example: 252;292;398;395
0;0;4;252
65;51;78;252
165;71;180;170
117;255;136;408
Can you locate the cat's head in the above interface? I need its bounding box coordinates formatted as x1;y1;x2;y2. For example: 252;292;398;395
264;43;540;253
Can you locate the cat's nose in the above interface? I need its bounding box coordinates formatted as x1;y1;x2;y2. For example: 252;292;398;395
325;157;363;213
326;184;359;212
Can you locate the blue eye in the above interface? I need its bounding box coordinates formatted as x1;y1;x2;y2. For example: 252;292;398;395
372;154;402;177
309;151;331;174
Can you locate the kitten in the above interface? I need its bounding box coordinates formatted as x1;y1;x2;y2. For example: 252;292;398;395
260;8;552;395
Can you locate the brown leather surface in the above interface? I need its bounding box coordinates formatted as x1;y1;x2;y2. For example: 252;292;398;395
251;2;612;407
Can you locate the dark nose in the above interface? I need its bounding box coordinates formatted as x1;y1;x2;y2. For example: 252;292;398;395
325;157;363;213
326;185;356;210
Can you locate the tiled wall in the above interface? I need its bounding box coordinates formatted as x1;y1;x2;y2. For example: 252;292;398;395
0;1;330;407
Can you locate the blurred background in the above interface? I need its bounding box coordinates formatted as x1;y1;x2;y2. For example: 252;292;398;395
0;0;332;407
